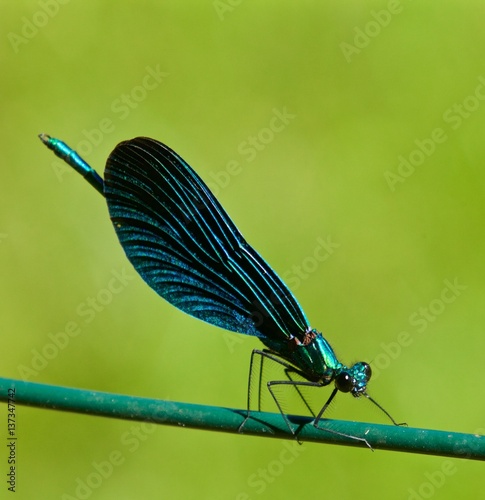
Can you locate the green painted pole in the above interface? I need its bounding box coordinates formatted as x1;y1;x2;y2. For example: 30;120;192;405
0;377;483;460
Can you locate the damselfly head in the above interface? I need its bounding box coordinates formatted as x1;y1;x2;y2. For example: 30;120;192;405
335;361;372;397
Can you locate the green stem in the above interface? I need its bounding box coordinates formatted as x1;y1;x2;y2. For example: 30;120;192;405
0;376;482;460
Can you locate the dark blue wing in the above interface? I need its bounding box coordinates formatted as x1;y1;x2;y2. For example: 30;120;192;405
103;137;310;341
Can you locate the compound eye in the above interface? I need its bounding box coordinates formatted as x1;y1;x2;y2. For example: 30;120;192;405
335;372;354;393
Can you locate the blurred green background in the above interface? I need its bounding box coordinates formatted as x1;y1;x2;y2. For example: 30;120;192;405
2;1;485;499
